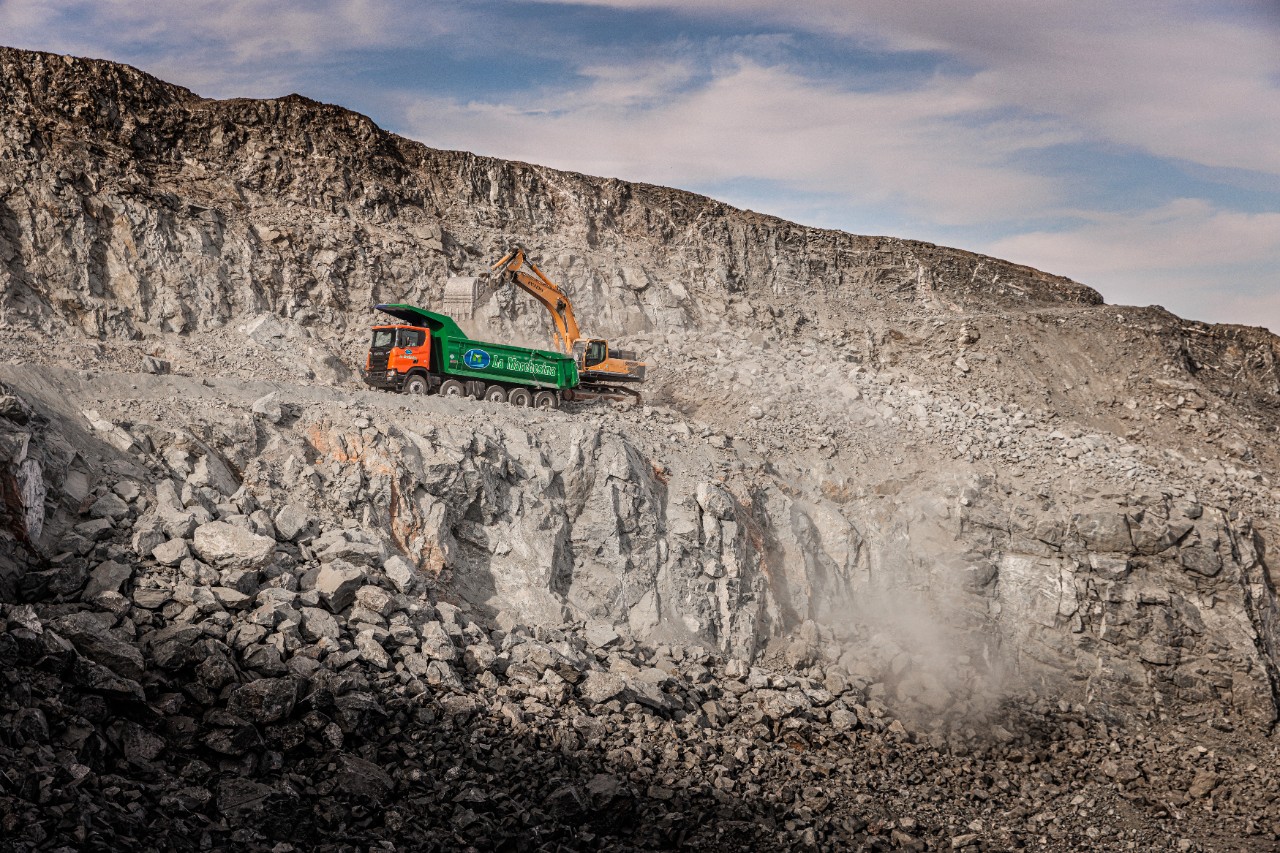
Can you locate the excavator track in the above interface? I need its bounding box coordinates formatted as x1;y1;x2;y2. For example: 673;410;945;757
567;384;642;405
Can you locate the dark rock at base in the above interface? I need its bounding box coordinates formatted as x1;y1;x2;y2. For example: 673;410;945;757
227;677;300;724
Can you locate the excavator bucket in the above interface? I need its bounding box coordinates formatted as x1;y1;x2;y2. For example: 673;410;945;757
441;276;480;321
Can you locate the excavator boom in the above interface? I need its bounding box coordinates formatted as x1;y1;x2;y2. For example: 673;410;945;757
490;247;581;354
488;246;646;394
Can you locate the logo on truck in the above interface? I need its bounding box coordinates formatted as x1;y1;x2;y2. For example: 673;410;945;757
463;349;491;370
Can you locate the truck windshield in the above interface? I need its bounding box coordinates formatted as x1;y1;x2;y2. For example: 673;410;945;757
371;330;394;350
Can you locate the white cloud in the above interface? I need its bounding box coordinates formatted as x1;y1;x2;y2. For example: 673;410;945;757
985;199;1280;331
530;0;1280;177
404;57;1075;226
0;0;459;97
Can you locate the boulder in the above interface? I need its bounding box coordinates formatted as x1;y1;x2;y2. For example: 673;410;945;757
191;521;275;568
384;555;418;594
251;392;284;424
89;491;130;521
83;560;132;599
334;754;394;802
300;606;341;641
152;538;190;566
578;671;634;705
355;630;391;669
227;677;298;723
274;503;316;542
354;585;395;617
315;562;366;612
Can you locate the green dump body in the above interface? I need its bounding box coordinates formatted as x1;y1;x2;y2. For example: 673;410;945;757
375;303;579;390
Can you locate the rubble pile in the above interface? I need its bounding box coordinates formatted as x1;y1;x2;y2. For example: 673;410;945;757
6;477;1280;851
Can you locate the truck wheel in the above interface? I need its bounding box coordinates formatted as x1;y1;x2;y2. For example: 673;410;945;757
484;385;508;403
440;379;466;398
533;391;559;410
508;388;532;407
405;375;428;395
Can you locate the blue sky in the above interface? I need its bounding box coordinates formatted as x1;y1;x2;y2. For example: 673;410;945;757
3;0;1278;331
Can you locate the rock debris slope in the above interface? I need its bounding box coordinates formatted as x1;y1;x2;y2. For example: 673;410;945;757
3;45;1280;851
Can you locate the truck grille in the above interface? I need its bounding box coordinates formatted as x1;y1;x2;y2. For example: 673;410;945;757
368;351;390;373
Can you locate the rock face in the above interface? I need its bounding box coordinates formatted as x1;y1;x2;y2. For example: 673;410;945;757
3;45;1280;851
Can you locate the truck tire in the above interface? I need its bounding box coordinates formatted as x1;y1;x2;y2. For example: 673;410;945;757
405;374;428;395
484;385;508;403
440;379;466;398
508;387;532;407
533;390;559;410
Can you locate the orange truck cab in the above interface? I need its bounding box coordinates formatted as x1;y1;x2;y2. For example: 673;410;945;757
364;324;437;394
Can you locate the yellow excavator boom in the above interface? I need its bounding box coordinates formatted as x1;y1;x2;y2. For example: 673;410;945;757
489;246;581;354
488;245;647;391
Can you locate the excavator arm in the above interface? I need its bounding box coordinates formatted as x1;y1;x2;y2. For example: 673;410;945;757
489;245;647;395
489;246;581;354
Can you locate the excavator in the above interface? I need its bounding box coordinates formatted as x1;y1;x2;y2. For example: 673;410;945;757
487;246;646;401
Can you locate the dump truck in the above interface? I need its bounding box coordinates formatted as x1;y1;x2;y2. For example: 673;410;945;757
362;303;578;408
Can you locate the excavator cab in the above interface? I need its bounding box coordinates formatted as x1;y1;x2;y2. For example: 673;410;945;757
571;338;646;384
583;339;608;369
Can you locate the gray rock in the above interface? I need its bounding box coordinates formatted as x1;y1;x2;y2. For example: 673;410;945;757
54;612;145;680
354;584;395;617
419;621;458;662
355;630;391;669
696;482;736;520
251;392;284;424
218;568;260;596
274;503;316;542
70;655;145;701
113;480;142;502
300;606;341;641
211;586;252;610
579;671;634;705
830;708;858;731
228;677;298;723
83;560;132;599
75;517;115;541
384;555;418;594
132;587;173;609
217;777;275;818
334;754;394;801
318;537;385;567
1181;541;1223;577
90;491;130;521
424;659;462;690
585;623;621;649
248;509;277;539
147;624;202;670
316;561;366;612
191;521;276;568
462;643;498;674
131;515;169;557
152;538;190;566
119;720;165;763
404;653;433;677
189;453;240;497
141;355;171;374
1074;510;1132;552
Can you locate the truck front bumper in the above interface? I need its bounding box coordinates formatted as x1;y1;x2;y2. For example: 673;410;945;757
362;369;403;391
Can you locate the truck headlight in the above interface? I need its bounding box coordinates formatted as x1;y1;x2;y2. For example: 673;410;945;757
386;370;395;379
